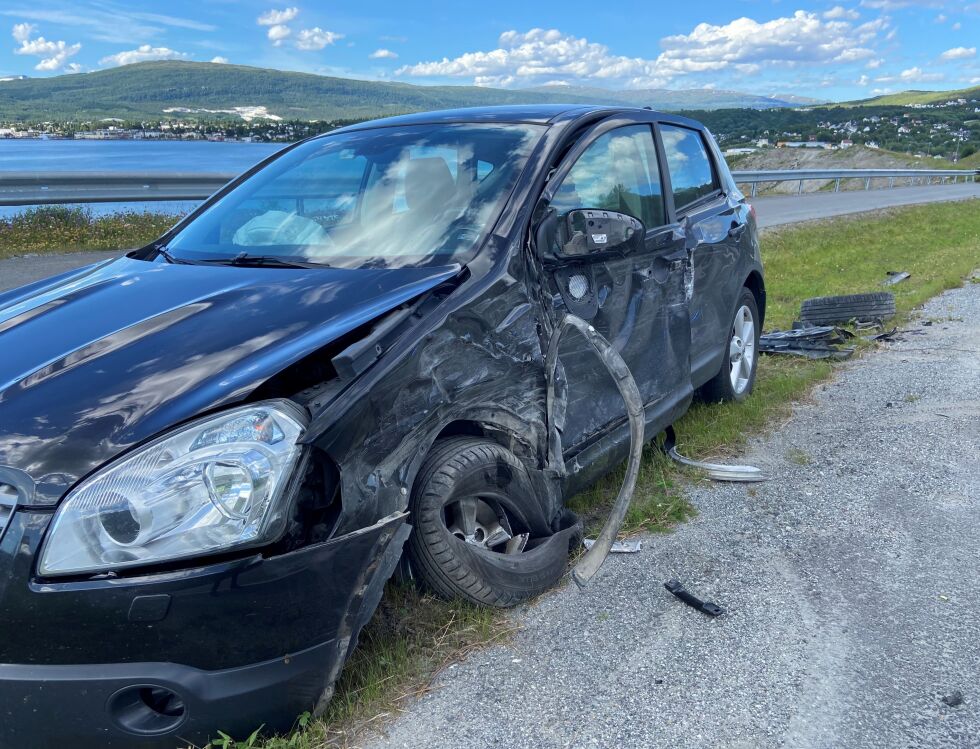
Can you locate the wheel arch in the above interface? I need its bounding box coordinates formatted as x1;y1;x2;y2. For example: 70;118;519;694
744;270;766;329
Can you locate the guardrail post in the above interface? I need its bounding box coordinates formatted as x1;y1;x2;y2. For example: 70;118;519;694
751;183;757;198
864;177;871;190
888;177;895;188
834;177;841;192
798;179;803;195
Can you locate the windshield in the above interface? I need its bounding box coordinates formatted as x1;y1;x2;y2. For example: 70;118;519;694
165;123;545;269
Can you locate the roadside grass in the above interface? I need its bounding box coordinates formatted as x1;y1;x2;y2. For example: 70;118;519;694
0;206;181;260
6;200;977;748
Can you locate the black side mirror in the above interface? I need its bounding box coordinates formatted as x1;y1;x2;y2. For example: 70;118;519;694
559;209;644;257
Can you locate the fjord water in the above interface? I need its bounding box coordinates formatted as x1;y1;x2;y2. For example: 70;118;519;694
0;139;285;216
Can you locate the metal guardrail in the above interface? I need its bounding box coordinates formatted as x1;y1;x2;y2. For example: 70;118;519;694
732;168;978;197
0;168;976;207
0;172;234;206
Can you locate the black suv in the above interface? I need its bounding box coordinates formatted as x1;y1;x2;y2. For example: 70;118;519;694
0;105;763;747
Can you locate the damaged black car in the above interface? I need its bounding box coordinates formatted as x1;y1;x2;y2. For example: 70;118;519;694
0;105;764;747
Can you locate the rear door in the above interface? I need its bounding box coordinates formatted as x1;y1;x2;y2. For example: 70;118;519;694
538;119;692;452
657;123;745;383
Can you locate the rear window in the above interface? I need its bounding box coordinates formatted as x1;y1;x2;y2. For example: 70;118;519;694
659;124;719;210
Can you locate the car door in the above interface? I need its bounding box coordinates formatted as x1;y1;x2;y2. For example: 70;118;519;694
657;122;745;383
537;119;693;452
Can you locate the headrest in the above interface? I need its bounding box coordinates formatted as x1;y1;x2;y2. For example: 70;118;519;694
404;157;456;211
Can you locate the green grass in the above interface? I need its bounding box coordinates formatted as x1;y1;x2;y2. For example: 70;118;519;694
0;206;181;260
761;202;980;329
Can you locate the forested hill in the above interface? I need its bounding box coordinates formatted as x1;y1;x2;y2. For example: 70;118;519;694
0;61;817;122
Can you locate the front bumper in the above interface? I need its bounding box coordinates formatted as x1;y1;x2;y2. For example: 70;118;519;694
0;509;410;748
1;641;335;748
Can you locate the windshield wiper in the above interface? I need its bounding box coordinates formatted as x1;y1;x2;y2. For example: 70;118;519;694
155;246;194;265
221;252;327;269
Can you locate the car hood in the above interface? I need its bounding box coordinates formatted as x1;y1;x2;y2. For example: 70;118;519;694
0;256;457;504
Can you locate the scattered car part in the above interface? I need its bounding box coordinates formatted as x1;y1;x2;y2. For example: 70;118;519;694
800;292;896;326
662;425;766;483
545;314;644;588
759;325;855;360
883;271;911;286
664;579;725;617
583;538;642;553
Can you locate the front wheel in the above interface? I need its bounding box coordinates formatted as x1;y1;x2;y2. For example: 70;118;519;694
407;437;577;608
701;287;760;403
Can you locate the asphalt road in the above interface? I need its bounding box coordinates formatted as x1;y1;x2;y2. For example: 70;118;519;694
752;182;979;228
0;184;977;293
365;280;980;749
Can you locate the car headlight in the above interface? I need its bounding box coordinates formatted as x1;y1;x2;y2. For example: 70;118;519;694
39;401;307;576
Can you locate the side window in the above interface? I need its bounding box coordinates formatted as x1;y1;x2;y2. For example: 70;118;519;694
659;124;719;210
551;125;665;229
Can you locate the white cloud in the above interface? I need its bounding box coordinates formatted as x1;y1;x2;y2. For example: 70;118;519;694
824;6;860;19
295;27;343;50
866;58;884;68
4;8;215;44
257;8;299;26
876;66;945;83
11;22;81;71
99;44;187;67
397;14;886;89
266;23;291;45
857;74;871;85
940;46;976;61
952;22;962;30
658;12;883;70
370;48;398;59
210;56;229;64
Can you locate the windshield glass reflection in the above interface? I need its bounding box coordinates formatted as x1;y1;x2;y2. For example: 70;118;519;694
166;123;545;269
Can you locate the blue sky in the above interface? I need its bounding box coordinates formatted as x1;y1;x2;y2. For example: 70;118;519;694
1;1;978;101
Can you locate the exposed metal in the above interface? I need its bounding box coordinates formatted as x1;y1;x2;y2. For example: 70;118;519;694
0;167;975;207
663;426;766;483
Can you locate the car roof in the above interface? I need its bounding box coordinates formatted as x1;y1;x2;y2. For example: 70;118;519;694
332;104;628;131
325;104;709;140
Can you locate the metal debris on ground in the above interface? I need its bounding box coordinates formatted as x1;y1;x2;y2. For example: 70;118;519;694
582;538;642;554
883;271;911;286
759;325;856;360
661;425;766;483
664;579;725;617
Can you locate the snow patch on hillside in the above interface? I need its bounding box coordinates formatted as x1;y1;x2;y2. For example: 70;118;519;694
162;106;282;121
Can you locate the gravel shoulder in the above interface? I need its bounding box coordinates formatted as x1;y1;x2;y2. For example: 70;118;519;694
364;279;980;749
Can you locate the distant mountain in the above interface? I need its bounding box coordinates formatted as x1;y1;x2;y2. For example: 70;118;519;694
827;85;980;108
0;61;822;123
519;84;818;110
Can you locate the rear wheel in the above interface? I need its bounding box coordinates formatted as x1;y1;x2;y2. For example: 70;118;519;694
701;287;760;403
407;437;574;607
